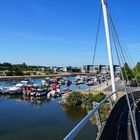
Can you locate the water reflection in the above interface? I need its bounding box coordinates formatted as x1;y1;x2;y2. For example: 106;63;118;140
0;94;53;105
0;94;97;140
0;77;97;140
61;105;87;121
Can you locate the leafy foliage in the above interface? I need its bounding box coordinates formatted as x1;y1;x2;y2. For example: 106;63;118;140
67;91;82;107
133;62;140;81
0;62;55;76
5;71;14;76
65;91;106;109
121;63;134;83
45;68;54;75
92;92;106;102
81;94;95;109
14;68;24;76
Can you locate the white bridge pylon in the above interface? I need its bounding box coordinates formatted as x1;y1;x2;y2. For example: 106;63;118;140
101;0;116;100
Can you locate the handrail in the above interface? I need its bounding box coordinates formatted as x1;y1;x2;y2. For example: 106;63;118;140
64;89;123;140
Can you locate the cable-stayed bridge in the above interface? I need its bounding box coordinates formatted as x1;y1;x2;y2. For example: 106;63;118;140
64;87;140;140
63;0;140;139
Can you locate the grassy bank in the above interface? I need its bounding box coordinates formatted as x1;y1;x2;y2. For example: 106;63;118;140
61;91;111;125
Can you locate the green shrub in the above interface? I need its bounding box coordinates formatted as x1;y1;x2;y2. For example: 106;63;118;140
92;92;106;103
33;71;37;75
66;91;82;107
81;94;94;110
26;72;31;75
6;71;14;76
65;91;106;109
14;68;24;76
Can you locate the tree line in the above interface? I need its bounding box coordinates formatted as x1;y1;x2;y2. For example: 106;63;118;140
122;62;140;83
0;62;54;76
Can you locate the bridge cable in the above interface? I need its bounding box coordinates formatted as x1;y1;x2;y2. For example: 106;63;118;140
91;5;102;73
108;14;139;87
108;13;136;104
106;7;136;105
107;10;139;140
108;13;137;107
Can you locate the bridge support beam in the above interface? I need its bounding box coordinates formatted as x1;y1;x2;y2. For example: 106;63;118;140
93;102;102;134
101;0;116;100
108;95;113;109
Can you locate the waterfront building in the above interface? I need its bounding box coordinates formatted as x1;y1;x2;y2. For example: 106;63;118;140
113;65;121;74
64;66;81;73
82;65;120;74
52;66;64;72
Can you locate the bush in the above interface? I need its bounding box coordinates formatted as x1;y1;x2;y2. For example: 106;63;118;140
33;71;37;75
63;91;109;125
81;94;94;110
92;92;106;103
65;91;106;109
14;68;24;76
26;72;31;75
6;71;14;76
66;91;82;107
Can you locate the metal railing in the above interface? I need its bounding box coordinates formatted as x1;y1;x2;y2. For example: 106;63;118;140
64;89;123;140
63;88;140;140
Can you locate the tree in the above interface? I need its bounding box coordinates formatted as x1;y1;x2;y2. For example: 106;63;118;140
32;71;37;75
45;68;54;75
121;63;134;83
67;91;82;107
2;62;12;70
6;71;14;76
133;62;140;81
21;62;28;71
14;68;24;76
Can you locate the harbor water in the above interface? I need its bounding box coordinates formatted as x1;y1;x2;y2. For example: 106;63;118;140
0;77;98;140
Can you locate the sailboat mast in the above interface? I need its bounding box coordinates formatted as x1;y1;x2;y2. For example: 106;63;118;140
101;0;116;100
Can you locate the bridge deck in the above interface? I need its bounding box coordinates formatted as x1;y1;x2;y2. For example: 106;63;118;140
99;91;140;140
136;100;140;139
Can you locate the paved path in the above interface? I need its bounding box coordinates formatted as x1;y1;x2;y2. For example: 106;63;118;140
90;77;121;91
104;79;125;91
136;100;140;139
99;91;140;140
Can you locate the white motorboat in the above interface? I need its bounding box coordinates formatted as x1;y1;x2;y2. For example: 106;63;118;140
30;92;36;96
75;75;81;80
0;88;2;94
0;87;9;94
20;79;33;86
73;79;84;85
8;83;24;95
47;90;56;98
41;77;52;86
65;80;72;86
1;78;33;95
58;79;65;85
87;81;94;86
36;88;48;97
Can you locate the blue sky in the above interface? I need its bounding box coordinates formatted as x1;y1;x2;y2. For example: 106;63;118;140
0;0;139;66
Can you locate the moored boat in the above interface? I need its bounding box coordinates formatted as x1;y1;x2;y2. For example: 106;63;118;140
42;77;52;86
75;80;84;85
87;80;94;86
65;80;72;86
58;79;65;85
8;83;23;95
36;88;48;97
